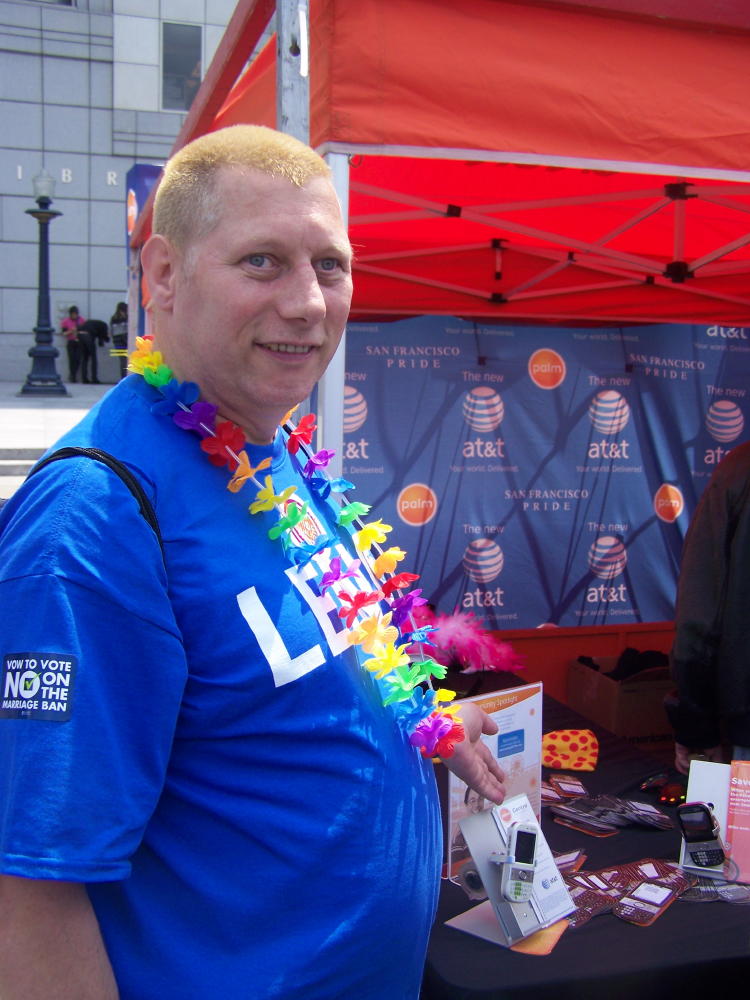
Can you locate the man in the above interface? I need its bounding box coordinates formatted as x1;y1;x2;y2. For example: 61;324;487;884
669;440;750;774
0;125;505;999
77;318;109;384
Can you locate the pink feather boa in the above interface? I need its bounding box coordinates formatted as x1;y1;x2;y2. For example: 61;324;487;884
411;607;525;674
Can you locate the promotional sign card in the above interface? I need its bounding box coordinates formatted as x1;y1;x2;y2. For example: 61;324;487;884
446;683;543;882
679;760;730;880
725;760;750;884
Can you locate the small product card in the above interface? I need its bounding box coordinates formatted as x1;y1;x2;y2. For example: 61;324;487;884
725;760;750;884
613;880;677;926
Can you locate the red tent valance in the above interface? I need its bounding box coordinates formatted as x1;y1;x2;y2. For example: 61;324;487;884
137;0;750;325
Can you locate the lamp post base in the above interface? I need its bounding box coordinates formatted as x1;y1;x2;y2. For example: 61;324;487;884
19;335;70;397
19;376;70;397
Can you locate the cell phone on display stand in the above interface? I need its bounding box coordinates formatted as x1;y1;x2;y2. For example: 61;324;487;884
676;801;725;868
499;822;538;902
456;795;575;946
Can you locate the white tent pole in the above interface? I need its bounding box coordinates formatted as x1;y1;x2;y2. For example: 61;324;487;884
276;0;309;142
315;151;350;478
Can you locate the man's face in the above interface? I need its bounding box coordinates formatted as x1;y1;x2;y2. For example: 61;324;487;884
155;167;353;444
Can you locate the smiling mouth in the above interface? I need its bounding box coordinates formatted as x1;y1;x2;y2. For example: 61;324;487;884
265;343;314;355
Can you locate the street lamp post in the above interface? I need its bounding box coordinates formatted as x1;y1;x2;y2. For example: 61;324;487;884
19;169;68;396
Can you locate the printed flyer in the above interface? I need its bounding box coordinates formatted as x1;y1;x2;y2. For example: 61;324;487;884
447;682;542;881
726;760;750;884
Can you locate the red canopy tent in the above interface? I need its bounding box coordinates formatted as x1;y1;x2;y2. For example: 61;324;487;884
136;0;750;326
127;0;750;674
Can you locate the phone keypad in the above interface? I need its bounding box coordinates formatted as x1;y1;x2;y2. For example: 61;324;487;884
505;867;534;901
508;881;532;900
689;848;724;867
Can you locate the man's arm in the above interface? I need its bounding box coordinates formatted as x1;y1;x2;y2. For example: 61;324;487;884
0;874;118;1000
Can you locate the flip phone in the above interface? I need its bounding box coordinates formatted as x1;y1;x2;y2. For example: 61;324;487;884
500;821;538;902
676;801;725;867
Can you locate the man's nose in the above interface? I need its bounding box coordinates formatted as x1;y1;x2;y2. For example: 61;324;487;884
278;265;327;322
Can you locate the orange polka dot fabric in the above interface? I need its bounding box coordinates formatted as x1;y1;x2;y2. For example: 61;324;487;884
542;729;599;771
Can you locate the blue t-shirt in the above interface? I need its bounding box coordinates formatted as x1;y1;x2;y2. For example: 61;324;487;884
0;377;441;999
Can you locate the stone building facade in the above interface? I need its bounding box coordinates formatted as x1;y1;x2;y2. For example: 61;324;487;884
1;0;237;383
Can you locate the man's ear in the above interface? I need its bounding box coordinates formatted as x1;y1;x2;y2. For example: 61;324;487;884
141;234;180;313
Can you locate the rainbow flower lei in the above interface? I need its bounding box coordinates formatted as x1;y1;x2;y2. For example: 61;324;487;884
128;336;464;758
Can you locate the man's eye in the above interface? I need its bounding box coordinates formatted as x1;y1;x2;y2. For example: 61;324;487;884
246;254;269;268
318;258;340;272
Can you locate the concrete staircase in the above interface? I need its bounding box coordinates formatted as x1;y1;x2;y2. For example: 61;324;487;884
0;447;45;501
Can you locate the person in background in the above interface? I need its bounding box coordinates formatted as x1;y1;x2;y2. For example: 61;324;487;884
60;305;84;383
668;440;750;774
77;318;108;384
0;124;505;1000
109;301;129;380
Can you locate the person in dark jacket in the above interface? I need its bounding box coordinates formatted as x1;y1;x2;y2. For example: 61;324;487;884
669;441;750;773
77;319;109;384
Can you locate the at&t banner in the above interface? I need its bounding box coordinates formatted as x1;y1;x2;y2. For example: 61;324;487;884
343;318;748;628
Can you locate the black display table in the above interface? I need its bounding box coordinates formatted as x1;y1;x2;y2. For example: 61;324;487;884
422;694;749;1000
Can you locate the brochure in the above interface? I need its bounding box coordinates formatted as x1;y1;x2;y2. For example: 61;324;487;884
726;760;750;884
446;682;543;882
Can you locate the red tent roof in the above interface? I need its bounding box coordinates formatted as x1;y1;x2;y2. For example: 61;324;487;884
136;0;750;324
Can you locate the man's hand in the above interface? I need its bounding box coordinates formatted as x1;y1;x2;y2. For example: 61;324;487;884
441;702;506;804
674;741;724;775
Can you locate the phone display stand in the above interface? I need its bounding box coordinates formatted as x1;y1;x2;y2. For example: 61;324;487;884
679;760;731;881
446;794;575;947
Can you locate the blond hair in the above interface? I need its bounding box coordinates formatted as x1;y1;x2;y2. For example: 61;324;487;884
152;125;331;251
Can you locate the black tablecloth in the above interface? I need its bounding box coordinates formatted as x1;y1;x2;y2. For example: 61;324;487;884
422;694;750;1000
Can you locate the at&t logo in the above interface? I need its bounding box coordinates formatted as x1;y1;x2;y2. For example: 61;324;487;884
586;535;628;604
343;384;370;459
706;399;744;444
588;390;630;434
707;325;748;340
587;390;631;458
461;386;506;458
461;539;505;610
703;398;744;465
463;387;504;432
343;438;370;460
343;385;368;433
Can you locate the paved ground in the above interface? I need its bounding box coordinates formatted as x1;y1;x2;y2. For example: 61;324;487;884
0;379;112;499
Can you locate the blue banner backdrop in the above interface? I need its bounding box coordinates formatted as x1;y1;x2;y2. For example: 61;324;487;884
126;164;161;338
342;318;749;629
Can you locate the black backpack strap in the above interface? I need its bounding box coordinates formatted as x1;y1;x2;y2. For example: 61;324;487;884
28;446;164;557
